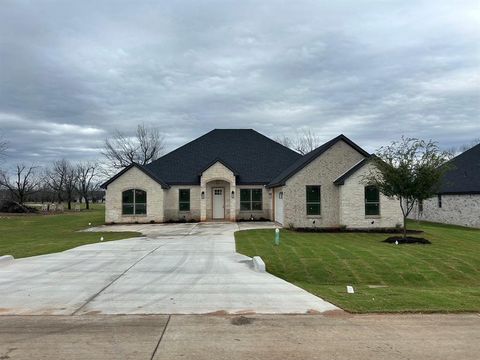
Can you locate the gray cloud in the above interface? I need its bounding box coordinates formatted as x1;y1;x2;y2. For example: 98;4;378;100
0;0;479;170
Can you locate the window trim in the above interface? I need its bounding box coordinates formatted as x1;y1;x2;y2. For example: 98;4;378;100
179;188;191;212
122;188;147;216
364;185;380;217
306;185;321;216
239;188;263;212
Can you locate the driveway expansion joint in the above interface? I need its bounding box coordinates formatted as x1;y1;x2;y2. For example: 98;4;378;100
71;244;165;316
150;314;171;360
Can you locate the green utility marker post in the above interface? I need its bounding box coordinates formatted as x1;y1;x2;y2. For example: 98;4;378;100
274;228;280;246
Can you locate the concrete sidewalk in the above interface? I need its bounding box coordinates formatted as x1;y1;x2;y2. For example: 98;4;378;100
0;222;337;315
0;314;478;360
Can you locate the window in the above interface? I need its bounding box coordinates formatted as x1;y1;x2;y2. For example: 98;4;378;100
179;189;190;211
122;189;147;215
240;189;262;211
306;186;321;215
438;194;442;208
365;185;380;216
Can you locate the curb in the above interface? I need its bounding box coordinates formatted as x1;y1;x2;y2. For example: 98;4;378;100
0;255;14;264
252;256;266;272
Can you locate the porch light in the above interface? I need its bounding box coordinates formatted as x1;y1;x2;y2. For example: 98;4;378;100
201;191;205;199
231;190;235;198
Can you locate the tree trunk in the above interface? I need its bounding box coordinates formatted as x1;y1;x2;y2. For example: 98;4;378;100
67;201;72;210
403;215;407;239
85;197;90;210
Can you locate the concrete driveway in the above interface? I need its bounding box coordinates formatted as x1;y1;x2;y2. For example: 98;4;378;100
0;222;337;315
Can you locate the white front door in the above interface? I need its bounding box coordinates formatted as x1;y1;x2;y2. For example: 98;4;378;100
212;188;225;219
275;190;284;225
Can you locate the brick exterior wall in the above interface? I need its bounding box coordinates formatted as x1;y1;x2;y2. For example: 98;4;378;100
104;141;404;228
105;166;164;223
164;185;201;221
282;140;365;228
236;185;272;220
338;163;404;228
409;194;480;228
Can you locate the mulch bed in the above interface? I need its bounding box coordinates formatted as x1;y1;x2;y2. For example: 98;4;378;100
382;236;431;245
295;227;423;234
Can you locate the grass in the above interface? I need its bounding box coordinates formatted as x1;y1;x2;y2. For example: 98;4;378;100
235;220;480;313
0;204;140;258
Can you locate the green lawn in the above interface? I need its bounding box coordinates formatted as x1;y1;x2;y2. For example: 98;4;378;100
235;221;480;313
0;204;140;258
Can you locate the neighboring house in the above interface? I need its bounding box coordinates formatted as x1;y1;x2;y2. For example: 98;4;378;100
101;129;403;228
410;144;480;228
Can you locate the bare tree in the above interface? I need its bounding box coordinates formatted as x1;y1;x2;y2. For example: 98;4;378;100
446;138;480;158
76;161;98;210
0;164;42;204
64;163;78;210
101;124;165;173
45;159;68;203
275;129;322;155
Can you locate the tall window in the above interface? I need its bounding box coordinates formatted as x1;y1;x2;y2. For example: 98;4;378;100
122;189;147;215
365;185;380;216
179;189;190;211
438;194;442;208
240;189;262;211
306;186;321;215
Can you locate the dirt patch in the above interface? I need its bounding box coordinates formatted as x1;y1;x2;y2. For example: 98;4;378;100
205;310;229;316
322;309;351;318
231;316;255;326
382;236;431;245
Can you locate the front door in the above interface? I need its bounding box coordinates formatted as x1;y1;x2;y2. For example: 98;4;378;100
212;188;225;219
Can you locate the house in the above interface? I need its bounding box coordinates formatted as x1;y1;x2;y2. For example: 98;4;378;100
410;143;480;228
101;129;403;228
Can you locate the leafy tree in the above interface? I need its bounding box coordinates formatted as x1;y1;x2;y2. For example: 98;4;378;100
366;137;451;239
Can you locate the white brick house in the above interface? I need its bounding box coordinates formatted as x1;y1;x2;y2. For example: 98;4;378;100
102;129;403;228
409;144;480;228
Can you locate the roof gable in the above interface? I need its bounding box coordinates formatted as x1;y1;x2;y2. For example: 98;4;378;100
100;163;170;189
267;134;370;188
333;157;371;185
198;158;238;176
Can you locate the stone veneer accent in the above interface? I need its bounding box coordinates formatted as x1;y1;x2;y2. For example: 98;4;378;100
200;162;236;221
105;166;164;223
338;163;403;228
410;194;480;228
281;140;365;228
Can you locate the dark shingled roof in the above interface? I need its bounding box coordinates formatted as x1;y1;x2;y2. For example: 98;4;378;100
267;134;370;188
143;129;302;185
439;143;480;194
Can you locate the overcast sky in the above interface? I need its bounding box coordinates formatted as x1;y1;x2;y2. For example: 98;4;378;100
0;0;479;169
